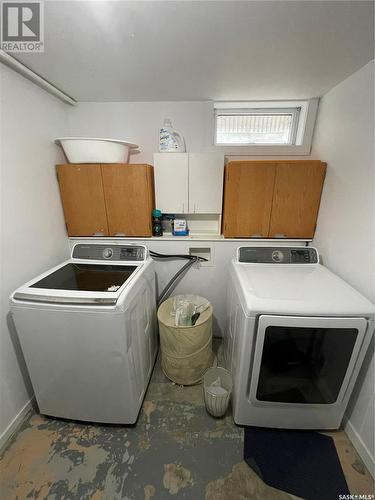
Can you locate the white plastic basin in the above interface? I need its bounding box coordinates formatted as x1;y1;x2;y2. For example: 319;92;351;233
55;137;139;164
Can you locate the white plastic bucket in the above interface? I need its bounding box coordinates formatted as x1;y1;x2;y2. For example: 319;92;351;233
54;137;139;164
203;367;232;417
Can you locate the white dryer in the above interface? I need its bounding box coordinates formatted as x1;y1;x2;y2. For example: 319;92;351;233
224;246;374;430
10;243;157;424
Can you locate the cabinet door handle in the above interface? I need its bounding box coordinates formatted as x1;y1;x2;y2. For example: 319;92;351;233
194;203;196;213
274;233;286;238
182;203;185;213
92;231;105;236
114;232;126;237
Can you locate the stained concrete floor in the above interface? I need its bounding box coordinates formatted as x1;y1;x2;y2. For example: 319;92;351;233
1;343;374;500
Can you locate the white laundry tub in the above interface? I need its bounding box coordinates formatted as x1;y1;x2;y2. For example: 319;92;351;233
55;137;139;164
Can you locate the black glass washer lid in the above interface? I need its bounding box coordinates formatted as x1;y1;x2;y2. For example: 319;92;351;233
30;263;138;292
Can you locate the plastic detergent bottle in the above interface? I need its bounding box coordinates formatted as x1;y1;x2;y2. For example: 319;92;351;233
159;119;186;152
152;209;163;237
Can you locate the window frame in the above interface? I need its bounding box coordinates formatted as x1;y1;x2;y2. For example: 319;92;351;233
213;99;319;156
215;107;300;146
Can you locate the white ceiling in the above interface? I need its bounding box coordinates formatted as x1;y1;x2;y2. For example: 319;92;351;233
15;0;374;102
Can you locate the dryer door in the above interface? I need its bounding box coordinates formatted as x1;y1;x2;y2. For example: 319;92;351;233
250;315;367;406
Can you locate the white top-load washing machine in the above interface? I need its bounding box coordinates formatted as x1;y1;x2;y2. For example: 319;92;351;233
10;243;157;424
224;246;375;430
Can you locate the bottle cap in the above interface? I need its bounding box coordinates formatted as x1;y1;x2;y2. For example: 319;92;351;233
152;209;162;217
163;118;172;128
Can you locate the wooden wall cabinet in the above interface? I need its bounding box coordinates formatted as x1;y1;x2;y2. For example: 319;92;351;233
222;161;276;238
56;163;154;237
223;160;326;239
56;164;109;236
101;164;154;237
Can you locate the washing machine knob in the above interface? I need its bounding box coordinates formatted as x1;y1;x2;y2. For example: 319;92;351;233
272;250;284;262
103;248;113;259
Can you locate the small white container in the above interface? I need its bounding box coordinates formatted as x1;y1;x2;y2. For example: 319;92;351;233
55;137;139;164
203;367;232;417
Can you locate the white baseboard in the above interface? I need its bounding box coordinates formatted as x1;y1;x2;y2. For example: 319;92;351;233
344;418;375;478
0;397;34;452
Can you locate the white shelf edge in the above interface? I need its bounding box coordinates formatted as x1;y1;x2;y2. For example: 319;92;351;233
69;236;312;243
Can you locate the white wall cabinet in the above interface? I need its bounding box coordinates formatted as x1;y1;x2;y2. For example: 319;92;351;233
153;152;224;214
189;153;224;213
153;153;188;213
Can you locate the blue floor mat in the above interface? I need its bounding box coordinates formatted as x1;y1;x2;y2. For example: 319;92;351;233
244;427;350;500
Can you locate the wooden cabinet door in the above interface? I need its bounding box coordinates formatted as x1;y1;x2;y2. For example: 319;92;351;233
222;161;276;237
153;153;188;213
101;164;154;237
189;153;224;213
269;161;326;238
56;164;109;236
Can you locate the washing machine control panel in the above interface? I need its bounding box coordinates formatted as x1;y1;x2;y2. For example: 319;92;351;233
238;247;318;264
119;246;144;261
72;244;146;261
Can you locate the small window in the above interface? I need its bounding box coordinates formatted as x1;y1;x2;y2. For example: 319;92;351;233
213;99;318;155
216;108;300;145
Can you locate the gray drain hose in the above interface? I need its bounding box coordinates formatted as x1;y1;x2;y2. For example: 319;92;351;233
149;251;207;306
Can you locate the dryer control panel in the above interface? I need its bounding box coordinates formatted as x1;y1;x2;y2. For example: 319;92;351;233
238;247;318;264
72;244;147;261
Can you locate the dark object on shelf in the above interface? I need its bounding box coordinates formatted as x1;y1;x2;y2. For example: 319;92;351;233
152;209;163;237
161;214;175;233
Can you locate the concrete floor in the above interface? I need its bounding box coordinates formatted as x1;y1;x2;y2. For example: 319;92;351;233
1;343;374;500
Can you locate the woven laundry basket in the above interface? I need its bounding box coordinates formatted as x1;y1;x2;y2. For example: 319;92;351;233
157;296;215;385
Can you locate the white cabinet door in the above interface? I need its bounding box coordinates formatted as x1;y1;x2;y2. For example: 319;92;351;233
189;153;224;213
153;153;188;213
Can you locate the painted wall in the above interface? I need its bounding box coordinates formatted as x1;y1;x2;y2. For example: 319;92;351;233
312;60;375;474
67;101;315;164
0;64;70;445
67;101;214;164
